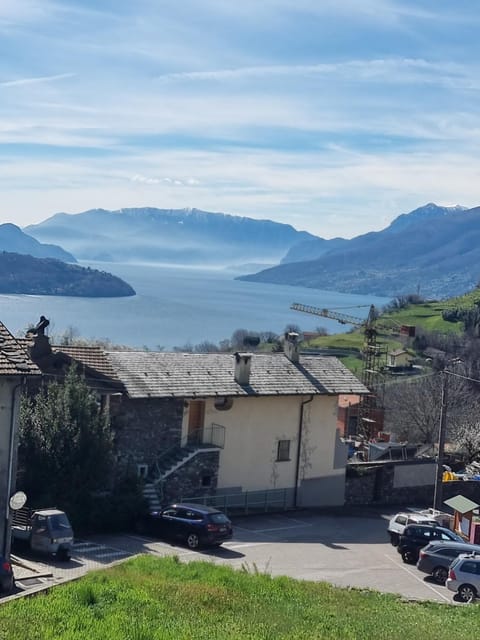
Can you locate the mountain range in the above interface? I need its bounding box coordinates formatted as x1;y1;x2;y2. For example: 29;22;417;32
25;207;316;266
239;203;480;298
8;201;480;299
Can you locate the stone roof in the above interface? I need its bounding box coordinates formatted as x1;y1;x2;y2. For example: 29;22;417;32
0;322;40;376
54;345;121;381
106;351;369;399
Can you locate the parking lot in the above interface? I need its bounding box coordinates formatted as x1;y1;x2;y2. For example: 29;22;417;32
8;509;455;604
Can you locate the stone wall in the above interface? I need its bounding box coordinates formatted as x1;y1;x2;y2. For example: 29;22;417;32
345;461;480;507
443;481;480;505
159;450;220;504
345;460;436;506
111;396;183;473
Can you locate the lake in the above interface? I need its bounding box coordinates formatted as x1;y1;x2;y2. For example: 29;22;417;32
0;262;390;349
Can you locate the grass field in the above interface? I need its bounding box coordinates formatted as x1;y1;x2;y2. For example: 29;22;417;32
1;556;478;640
302;294;480;371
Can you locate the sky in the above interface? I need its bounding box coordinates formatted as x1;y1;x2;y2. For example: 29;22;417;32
1;0;480;238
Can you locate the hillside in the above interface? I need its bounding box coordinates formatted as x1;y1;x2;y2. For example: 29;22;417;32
240;203;480;298
24;207;319;266
0;252;135;297
0;223;76;262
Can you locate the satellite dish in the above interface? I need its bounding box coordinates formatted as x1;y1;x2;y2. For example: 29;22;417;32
9;491;27;511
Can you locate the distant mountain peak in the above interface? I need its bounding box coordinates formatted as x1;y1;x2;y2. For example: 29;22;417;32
386;202;468;233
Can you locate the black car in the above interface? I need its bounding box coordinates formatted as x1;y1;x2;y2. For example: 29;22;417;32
0;556;14;594
141;503;233;549
417;541;480;584
397;524;464;564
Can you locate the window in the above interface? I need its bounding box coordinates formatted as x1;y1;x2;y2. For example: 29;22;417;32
277;439;291;462
460;561;479;575
397;516;407;526
202;475;212;487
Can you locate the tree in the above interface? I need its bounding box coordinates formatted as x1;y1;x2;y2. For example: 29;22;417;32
448;399;480;463
383;371;469;444
18;365;114;527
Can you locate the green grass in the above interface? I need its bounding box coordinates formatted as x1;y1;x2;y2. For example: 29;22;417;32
1;556;479;640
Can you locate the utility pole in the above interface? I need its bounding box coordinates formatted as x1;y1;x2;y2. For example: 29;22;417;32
433;370;448;511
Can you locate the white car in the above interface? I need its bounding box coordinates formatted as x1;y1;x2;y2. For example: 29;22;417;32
387;512;438;546
446;553;480;603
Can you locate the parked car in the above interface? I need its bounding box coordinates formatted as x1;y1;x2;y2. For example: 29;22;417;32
387;512;438;546
140;503;233;549
0;556;14;594
446;552;480;602
397;524;464;564
417;541;480;584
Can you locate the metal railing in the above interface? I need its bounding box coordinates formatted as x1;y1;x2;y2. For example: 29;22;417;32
181;488;295;516
150;423;225;481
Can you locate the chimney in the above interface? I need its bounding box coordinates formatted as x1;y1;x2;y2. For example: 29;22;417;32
284;332;300;363
26;316;52;363
234;352;252;385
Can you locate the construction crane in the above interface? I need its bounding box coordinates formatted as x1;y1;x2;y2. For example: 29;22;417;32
290;302;414;440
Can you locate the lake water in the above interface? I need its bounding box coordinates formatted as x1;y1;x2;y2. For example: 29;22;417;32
0;262;390;349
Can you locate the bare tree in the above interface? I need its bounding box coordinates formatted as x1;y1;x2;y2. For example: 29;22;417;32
384;371;469;444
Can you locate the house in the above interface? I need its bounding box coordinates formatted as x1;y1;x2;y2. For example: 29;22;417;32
105;334;369;509
0;321;40;557
20;325;368;510
387;349;411;368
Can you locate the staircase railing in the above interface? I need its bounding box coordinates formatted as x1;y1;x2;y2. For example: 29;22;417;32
150;423;225;482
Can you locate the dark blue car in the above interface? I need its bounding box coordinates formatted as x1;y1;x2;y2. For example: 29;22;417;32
142;503;233;549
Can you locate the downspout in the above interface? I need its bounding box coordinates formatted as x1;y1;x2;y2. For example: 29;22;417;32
294;394;314;508
4;380;24;558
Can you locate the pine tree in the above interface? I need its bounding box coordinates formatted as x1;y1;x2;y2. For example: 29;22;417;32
18;365;114;525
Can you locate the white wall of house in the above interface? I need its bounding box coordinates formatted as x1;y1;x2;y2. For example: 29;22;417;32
182;393;346;507
0;379;21;557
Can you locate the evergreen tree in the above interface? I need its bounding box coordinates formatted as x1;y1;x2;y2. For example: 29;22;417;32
18;365;114;527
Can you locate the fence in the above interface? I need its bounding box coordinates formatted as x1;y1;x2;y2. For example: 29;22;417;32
182;487;295;516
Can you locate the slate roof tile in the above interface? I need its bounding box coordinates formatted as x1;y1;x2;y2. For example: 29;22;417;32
0;322;40;376
106;351;369;399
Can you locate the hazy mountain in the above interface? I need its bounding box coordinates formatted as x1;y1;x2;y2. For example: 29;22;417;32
281;236;349;264
0;223;76;262
24;207;318;265
239;203;479;298
0;252;135;297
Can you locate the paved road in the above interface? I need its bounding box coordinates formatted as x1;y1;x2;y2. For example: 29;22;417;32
8;509;455;604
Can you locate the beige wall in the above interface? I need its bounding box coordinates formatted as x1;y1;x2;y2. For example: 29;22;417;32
0;379;21;556
182;394;346;506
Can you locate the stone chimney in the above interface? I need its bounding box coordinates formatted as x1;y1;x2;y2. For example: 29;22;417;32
26;316;52;363
284;332;300;363
234;352;252;385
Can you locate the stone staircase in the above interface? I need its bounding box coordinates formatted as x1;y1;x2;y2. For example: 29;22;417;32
142;482;162;512
142;444;217;511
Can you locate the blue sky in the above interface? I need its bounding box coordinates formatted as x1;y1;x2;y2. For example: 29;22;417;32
1;0;479;237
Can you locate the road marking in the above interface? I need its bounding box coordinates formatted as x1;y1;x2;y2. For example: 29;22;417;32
251;523;313;533
73;544;105;553
223;542;270;549
384;554;452;603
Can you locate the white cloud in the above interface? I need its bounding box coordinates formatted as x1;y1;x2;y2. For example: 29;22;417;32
0;73;75;88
